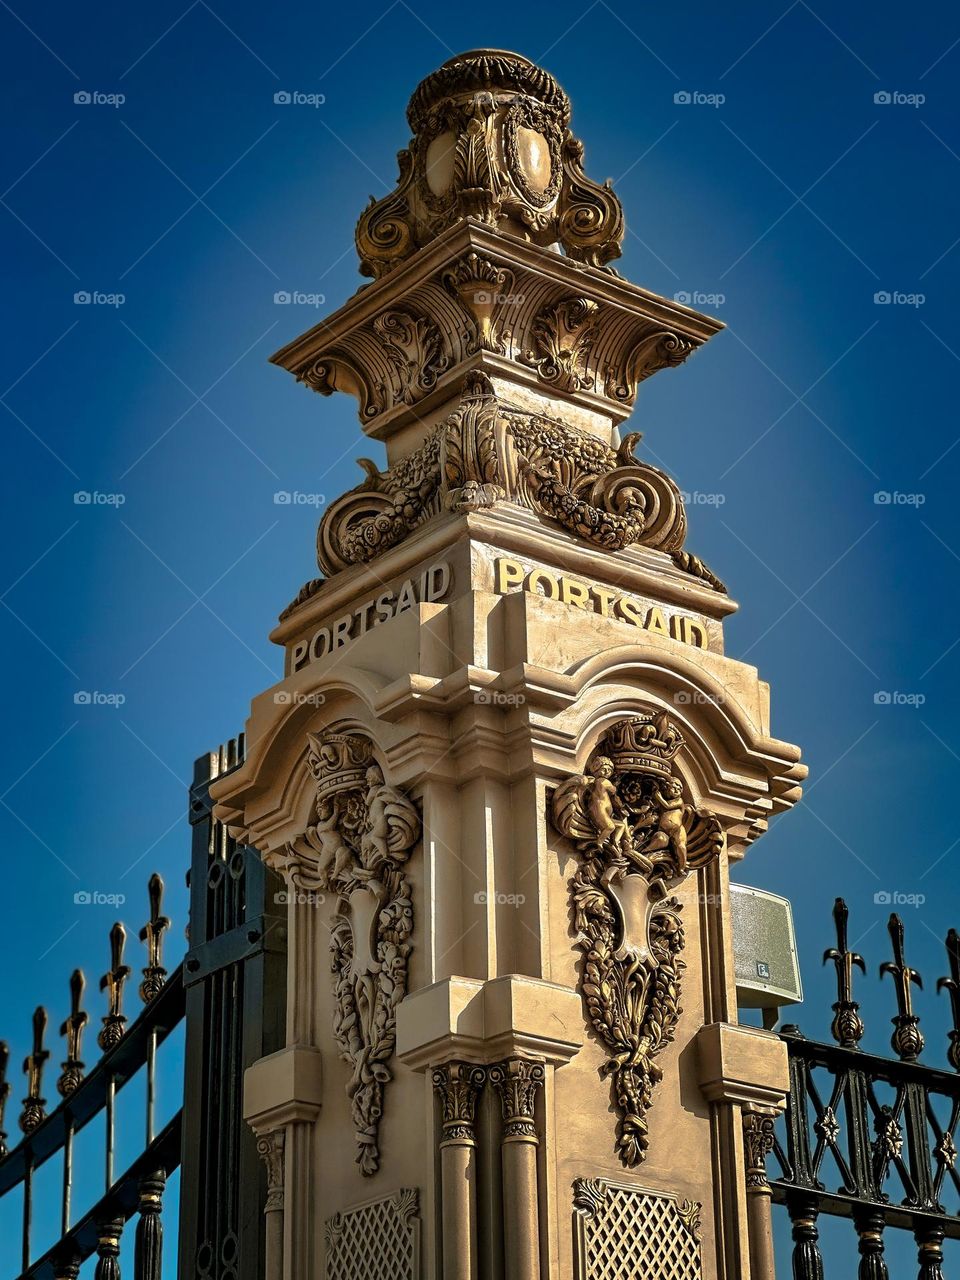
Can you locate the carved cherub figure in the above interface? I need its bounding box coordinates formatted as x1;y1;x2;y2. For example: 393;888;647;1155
360;764;419;873
309;799;354;888
645;777;688;874
584;756;632;858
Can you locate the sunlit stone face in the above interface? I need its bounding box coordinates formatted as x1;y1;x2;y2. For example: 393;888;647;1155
425;131;457;195
516;126;552;195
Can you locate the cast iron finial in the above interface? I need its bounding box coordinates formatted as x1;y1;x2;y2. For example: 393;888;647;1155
58;969;88;1097
0;1041;10;1156
139;873;170;1004
20;1006;50;1134
98;922;131;1053
823;897;866;1048
880;913;924;1061
936;927;960;1071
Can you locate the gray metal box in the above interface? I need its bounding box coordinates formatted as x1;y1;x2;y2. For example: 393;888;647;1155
730;883;803;1010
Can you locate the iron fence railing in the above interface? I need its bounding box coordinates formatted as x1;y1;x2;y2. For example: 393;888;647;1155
0;879;183;1279
0;735;286;1280
769;899;960;1279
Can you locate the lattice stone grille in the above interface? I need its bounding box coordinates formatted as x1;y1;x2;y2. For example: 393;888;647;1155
325;1187;420;1280
574;1179;702;1280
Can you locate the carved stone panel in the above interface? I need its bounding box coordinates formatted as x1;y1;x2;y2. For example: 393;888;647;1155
289;731;421;1176
309;373;725;596
325;1188;421;1280
573;1178;702;1280
551;712;723;1166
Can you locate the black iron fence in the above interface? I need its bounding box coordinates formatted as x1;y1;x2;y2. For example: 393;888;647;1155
0;737;286;1280
770;899;960;1279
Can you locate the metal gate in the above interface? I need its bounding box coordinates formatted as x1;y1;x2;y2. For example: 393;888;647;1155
764;898;960;1278
0;736;286;1279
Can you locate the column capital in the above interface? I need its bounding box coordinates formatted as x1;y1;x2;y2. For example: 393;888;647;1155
742;1107;778;1192
432;1061;487;1147
489;1058;545;1143
255;1130;285;1211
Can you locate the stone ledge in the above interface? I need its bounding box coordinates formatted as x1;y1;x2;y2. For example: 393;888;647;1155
243;1043;324;1133
397;974;584;1070
696;1021;789;1110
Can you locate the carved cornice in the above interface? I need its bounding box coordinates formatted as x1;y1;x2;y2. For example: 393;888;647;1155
550;711;724;1166
270;220;722;441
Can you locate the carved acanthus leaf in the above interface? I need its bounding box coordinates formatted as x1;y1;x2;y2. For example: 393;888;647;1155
520;297;601;393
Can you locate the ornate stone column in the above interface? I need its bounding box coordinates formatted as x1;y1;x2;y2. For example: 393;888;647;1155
243;1044;322;1280
432;1062;487;1280
742;1107;778;1280
490;1058;545;1280
256;1130;285;1280
210;45;807;1280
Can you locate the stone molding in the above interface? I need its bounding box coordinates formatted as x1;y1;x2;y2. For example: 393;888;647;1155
396;975;584;1072
695;1022;790;1110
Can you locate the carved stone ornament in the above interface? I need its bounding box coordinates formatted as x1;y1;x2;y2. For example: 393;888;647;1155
282;276;707;431
489;1058;545;1141
256;1130;285;1211
550;711;724;1167
432;1062;487;1145
743;1109;777;1191
356;50;623;279
310;372;724;595
285;730;421;1176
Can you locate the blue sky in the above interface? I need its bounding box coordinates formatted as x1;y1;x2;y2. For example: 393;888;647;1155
2;0;959;1272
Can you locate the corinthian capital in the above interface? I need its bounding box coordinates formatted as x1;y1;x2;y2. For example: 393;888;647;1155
432;1062;487;1145
489;1058;545;1142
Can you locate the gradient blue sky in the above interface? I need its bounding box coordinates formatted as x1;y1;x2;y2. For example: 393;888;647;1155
2;0;960;1272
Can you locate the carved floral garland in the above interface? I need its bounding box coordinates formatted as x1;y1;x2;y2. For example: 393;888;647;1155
551;712;723;1166
289;730;420;1176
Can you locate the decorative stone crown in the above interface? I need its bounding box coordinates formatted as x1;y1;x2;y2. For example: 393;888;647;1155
598;713;685;778
356;48;624;278
306;731;373;801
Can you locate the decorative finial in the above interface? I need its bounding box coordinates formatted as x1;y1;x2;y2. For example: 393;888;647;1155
98;922;131;1053
880;914;924;1061
20;1006;50;1133
139;873;170;1003
937;927;960;1071
58;969;88;1097
0;1041;10;1156
355;49;623;279
822;897;866;1047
